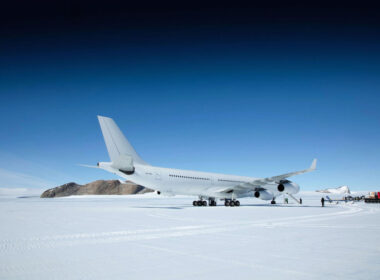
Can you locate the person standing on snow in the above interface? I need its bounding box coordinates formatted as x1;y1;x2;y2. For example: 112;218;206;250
321;197;325;207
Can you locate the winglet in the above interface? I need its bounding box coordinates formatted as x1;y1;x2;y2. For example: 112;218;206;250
310;158;317;171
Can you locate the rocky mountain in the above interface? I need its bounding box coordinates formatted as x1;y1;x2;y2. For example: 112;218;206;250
41;180;153;198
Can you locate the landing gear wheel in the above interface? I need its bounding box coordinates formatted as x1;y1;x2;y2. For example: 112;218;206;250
193;201;197;206
271;200;276;205
225;200;230;207
208;199;216;206
230;201;235;207
235;200;240;206
197;201;203;206
202;201;207;206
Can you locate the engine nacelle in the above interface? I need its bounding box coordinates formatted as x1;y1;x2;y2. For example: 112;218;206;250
254;190;273;200
277;180;300;194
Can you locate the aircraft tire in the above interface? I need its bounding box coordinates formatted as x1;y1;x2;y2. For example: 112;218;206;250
193;201;197;206
235;201;240;206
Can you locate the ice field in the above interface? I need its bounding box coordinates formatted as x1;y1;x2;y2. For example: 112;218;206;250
0;192;379;280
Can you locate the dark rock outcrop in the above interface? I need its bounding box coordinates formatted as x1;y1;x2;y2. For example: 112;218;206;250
41;180;153;198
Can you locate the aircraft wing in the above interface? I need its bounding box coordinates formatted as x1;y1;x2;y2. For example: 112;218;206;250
249;158;317;186
216;159;317;194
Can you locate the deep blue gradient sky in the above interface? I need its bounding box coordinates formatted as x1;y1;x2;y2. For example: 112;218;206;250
1;2;380;190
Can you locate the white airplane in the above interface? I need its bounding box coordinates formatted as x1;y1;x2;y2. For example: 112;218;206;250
84;116;317;207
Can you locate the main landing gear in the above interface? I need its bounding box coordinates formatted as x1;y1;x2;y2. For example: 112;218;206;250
271;199;276;205
224;199;240;207
193;197;217;206
208;198;217;206
193;200;207;206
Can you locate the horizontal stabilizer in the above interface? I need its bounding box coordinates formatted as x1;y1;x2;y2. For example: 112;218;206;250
78;164;99;169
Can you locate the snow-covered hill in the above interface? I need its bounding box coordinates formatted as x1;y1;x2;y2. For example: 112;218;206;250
316;185;351;194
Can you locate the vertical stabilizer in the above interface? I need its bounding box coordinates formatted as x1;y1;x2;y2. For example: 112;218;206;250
97;116;148;165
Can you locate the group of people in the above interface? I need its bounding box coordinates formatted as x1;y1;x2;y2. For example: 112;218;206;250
282;197;326;207
283;197;303;204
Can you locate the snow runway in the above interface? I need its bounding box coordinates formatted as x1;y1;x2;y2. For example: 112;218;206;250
0;193;379;279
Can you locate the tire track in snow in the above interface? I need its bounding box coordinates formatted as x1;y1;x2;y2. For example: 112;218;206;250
137;243;310;278
0;204;366;253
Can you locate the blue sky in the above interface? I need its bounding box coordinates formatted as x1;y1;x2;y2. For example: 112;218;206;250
1;6;380;191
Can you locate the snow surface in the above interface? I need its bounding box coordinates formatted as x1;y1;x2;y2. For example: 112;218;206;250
0;192;379;280
0;187;43;197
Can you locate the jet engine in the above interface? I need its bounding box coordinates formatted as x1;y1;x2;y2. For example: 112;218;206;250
254;190;273;200
277;180;300;194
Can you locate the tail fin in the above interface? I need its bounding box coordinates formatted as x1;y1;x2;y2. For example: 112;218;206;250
97;116;148;165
